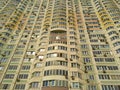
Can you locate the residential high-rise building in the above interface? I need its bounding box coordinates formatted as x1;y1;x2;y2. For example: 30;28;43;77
0;0;120;90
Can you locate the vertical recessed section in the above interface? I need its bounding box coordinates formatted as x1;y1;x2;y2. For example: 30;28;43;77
49;30;67;44
42;30;68;90
41;1;68;90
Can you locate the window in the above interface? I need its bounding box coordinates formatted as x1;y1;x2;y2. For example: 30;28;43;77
0;66;4;71
96;66;107;70
7;45;14;49
70;36;76;40
113;42;120;47
21;65;30;70
71;63;80;68
102;85;120;90
17;45;25;48
43;80;68;87
49;80;55;86
43;80;54;87
11;58;20;62
34;63;42;68
47;53;57;57
95;58;104;62
108;66;118;70
47;53;67;58
44;69;68;76
32;72;40;77
26;51;35;55
81;44;88;49
80;39;86;43
99;75;110;79
23;58;34;62
0;58;7;63
95;58;115;62
0;43;3;47
71;82;82;89
4;51;11;55
116;48;120;54
93;51;102;55
70;48;78;52
88;85;97;90
79;30;84;33
30;82;39;88
89;75;94;80
45;60;68;66
84;58;91;63
70;55;79;59
19;74;28;79
82;51;89;55
38;55;44;59
111;75;120;80
58;46;67;50
8;65;17;70
85;66;92;71
14;51;23;55
15;84;25;89
70;42;77;45
10;40;16;43
5;74;15;79
105;58;115;62
2;84;10;89
72;71;82;79
110;36;119;41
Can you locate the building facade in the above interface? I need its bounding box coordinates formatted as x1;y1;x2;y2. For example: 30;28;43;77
0;0;120;90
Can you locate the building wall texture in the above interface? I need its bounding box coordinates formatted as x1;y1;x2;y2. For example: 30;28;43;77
0;0;120;90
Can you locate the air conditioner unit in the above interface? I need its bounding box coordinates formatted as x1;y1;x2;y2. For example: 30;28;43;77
104;54;107;57
84;62;86;64
65;58;68;60
65;75;68;79
71;76;75;80
86;79;89;83
70;58;73;61
1;54;6;57
103;70;106;73
39;59;43;61
84;70;88;73
16;78;20;82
